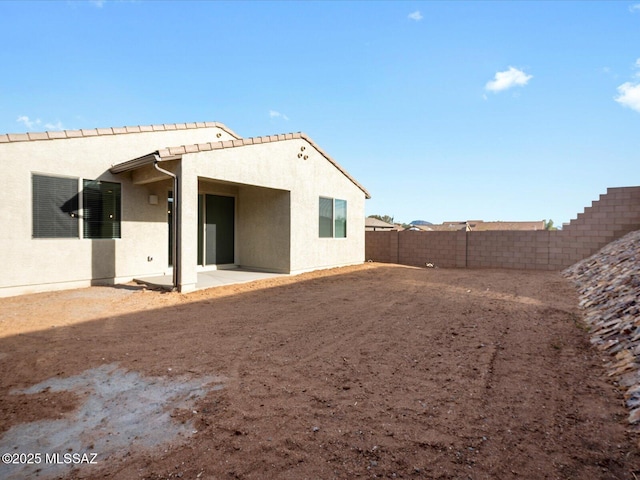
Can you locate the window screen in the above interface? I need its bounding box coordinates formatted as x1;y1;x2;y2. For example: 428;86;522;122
83;180;121;239
32;174;79;238
334;199;347;238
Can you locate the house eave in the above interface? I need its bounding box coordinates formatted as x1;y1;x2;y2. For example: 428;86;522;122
0;121;241;144
109;131;370;199
109;152;182;174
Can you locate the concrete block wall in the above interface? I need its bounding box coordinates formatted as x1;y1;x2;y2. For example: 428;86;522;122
365;231;399;264
365;186;640;271
467;230;553;270
553;186;640;268
397;231;464;268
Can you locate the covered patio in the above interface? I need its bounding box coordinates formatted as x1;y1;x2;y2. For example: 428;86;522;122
134;268;287;292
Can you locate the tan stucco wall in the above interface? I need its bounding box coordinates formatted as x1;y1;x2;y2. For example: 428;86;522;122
1;127;367;296
0;126;236;297
193;181;291;273
182;138;366;275
237;186;291;273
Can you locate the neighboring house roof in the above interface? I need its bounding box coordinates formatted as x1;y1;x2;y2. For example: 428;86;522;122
468;220;545;231
1;120;371;199
419;220;545;231
418;222;469;231
365;217;396;230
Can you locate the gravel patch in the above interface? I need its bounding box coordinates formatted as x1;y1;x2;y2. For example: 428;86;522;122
0;364;223;479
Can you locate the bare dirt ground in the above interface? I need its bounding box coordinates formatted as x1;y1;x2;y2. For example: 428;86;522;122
1;263;639;479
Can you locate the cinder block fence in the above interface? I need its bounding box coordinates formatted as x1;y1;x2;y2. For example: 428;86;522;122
366;186;640;271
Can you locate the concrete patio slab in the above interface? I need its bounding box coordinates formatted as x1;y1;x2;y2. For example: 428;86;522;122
134;268;286;291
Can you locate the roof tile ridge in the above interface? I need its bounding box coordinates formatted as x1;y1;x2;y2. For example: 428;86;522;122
27;132;49;141
0;121;241;143
7;133;30;141
168;146;187;156
196;142;214;152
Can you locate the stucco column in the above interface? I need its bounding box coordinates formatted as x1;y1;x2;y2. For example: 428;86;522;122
177;161;198;292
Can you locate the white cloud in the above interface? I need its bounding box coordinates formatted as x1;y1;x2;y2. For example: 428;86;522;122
408;10;423;21
17;116;41;130
615;82;640;112
44;121;65;131
614;58;640;113
269;110;289;121
17;116;64;131
629;3;640;13
485;66;533;93
89;0;105;7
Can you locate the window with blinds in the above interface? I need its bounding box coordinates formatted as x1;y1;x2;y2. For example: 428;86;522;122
32;174;79;238
83;180;121;239
319;197;334;238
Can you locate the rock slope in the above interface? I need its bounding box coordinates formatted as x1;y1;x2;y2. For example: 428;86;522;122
564;230;640;427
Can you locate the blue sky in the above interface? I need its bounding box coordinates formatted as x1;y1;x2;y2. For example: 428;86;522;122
1;1;639;226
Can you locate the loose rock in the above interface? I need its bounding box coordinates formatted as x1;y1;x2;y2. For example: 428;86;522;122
564;230;640;426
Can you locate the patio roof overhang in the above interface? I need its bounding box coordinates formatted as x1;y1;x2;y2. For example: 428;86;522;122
110;152;181;185
110;151;182;173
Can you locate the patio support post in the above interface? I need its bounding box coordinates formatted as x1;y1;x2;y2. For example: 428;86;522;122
153;155;179;291
176;162;198;293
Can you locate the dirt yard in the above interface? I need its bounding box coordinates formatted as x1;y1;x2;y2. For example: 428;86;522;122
1;263;639;479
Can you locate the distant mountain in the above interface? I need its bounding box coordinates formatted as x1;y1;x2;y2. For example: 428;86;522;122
410;220;433;225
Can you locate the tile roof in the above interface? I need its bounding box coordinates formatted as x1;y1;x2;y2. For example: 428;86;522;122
418;223;468;231
420;220;545;231
156;132;299;157
469;221;545;231
365;217;396;228
2;120;370;199
96;128;371;199
0;121;241;143
154;131;370;199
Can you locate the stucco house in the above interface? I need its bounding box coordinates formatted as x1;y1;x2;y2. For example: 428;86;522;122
0;121;370;297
